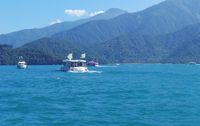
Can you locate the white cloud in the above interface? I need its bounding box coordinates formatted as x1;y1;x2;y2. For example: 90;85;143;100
50;19;62;25
64;9;104;17
65;9;88;17
89;11;104;17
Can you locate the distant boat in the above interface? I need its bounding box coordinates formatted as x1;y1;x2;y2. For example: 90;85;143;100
116;63;120;66
87;60;99;67
60;53;88;72
17;56;27;69
189;62;196;65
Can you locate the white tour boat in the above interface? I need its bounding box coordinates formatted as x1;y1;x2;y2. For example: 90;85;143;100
60;53;88;72
17;56;27;69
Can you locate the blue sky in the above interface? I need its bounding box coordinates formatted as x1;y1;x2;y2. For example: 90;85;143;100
0;0;165;34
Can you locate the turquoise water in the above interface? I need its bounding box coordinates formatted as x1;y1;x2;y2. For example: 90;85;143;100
0;64;200;126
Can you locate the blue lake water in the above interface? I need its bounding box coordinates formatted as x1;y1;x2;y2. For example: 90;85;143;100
0;64;200;126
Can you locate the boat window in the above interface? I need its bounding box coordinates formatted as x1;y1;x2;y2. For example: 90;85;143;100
70;62;74;67
71;62;78;67
79;62;82;66
81;62;86;66
79;62;86;66
69;62;86;67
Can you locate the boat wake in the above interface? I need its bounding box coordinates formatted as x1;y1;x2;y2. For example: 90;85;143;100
96;65;117;68
69;70;102;74
87;70;102;74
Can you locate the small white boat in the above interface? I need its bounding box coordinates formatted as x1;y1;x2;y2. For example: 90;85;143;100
60;53;88;72
116;63;120;66
189;62;196;65
17;56;27;69
87;60;99;67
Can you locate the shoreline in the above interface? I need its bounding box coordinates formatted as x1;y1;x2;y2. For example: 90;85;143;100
0;63;198;66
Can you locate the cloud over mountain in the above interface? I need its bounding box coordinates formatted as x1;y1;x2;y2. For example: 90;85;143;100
89;11;104;17
64;9;104;17
50;19;62;25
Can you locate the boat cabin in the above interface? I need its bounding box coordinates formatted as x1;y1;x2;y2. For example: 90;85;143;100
63;60;87;67
61;53;88;72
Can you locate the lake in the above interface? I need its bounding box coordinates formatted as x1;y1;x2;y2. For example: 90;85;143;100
0;64;200;126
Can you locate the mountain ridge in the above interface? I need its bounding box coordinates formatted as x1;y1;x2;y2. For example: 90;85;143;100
41;0;200;47
2;0;200;64
0;8;127;47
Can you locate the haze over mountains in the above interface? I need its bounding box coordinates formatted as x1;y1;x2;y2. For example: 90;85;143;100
1;0;200;64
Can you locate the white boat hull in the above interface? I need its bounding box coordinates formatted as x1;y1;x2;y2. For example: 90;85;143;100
61;66;88;72
17;64;27;69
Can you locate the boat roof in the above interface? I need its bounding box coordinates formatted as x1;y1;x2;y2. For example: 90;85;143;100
18;61;26;63
18;60;26;62
63;59;86;63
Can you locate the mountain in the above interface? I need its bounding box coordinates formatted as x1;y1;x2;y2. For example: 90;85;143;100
85;8;127;20
25;0;200;49
3;22;200;65
0;8;126;47
162;23;200;63
11;23;200;64
0;44;13;65
20;0;200;62
97;23;200;63
3;0;200;64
